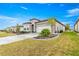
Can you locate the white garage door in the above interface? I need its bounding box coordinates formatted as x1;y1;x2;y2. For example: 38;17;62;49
36;24;51;33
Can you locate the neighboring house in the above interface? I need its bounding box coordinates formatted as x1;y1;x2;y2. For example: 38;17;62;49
11;26;24;33
11;26;17;32
5;27;12;32
6;26;21;33
74;18;79;32
5;27;10;32
6;26;17;33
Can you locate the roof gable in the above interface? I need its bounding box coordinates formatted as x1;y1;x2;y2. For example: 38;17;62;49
30;18;40;21
35;19;65;27
74;17;79;26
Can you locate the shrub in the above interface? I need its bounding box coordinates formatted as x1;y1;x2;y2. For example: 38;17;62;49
20;31;31;33
60;30;63;33
40;29;51;37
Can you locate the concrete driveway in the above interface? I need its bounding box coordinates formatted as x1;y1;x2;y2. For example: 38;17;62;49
0;33;38;45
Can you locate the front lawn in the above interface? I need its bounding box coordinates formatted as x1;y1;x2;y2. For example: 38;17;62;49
0;32;79;56
0;32;15;37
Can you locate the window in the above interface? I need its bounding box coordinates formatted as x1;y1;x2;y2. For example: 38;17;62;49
27;28;29;30
24;28;26;30
24;28;29;30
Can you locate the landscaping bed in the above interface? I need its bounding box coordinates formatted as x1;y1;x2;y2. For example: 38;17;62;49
33;29;59;39
34;34;58;39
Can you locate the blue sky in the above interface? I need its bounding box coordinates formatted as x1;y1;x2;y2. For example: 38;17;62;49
0;3;79;30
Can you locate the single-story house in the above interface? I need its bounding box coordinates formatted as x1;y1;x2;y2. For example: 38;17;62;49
21;18;40;33
6;26;17;33
6;26;23;33
74;17;79;32
21;18;65;34
6;18;65;34
20;22;32;32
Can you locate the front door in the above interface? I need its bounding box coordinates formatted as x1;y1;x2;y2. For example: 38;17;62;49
32;24;34;32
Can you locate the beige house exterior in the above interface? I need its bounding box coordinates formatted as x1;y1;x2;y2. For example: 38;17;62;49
6;18;65;34
20;22;32;32
6;26;16;32
21;18;39;32
36;19;65;34
6;26;23;33
74;18;79;32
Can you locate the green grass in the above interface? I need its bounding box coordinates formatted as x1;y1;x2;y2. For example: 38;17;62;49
0;32;15;37
0;32;79;56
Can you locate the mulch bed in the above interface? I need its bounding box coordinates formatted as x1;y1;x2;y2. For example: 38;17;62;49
33;34;58;39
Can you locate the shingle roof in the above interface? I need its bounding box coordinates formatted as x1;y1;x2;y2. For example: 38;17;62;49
30;18;40;21
23;22;31;24
35;19;65;27
23;18;40;25
74;17;79;26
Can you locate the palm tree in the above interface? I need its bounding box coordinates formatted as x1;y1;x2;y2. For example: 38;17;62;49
16;24;20;34
65;24;70;31
48;17;56;34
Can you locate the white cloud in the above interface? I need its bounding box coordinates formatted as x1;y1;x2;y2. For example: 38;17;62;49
20;6;28;10
0;15;19;23
47;4;51;6
66;8;79;17
0;15;18;20
62;21;73;24
38;3;51;6
0;15;21;26
0;15;21;29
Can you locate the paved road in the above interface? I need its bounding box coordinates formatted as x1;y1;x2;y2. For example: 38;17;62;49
0;33;38;45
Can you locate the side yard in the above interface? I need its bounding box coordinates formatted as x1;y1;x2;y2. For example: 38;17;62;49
0;32;79;56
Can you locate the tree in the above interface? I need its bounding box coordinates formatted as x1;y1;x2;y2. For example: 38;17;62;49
65;24;70;30
48;17;56;34
16;24;20;33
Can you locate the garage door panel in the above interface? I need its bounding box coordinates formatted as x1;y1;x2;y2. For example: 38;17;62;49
36;25;51;33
